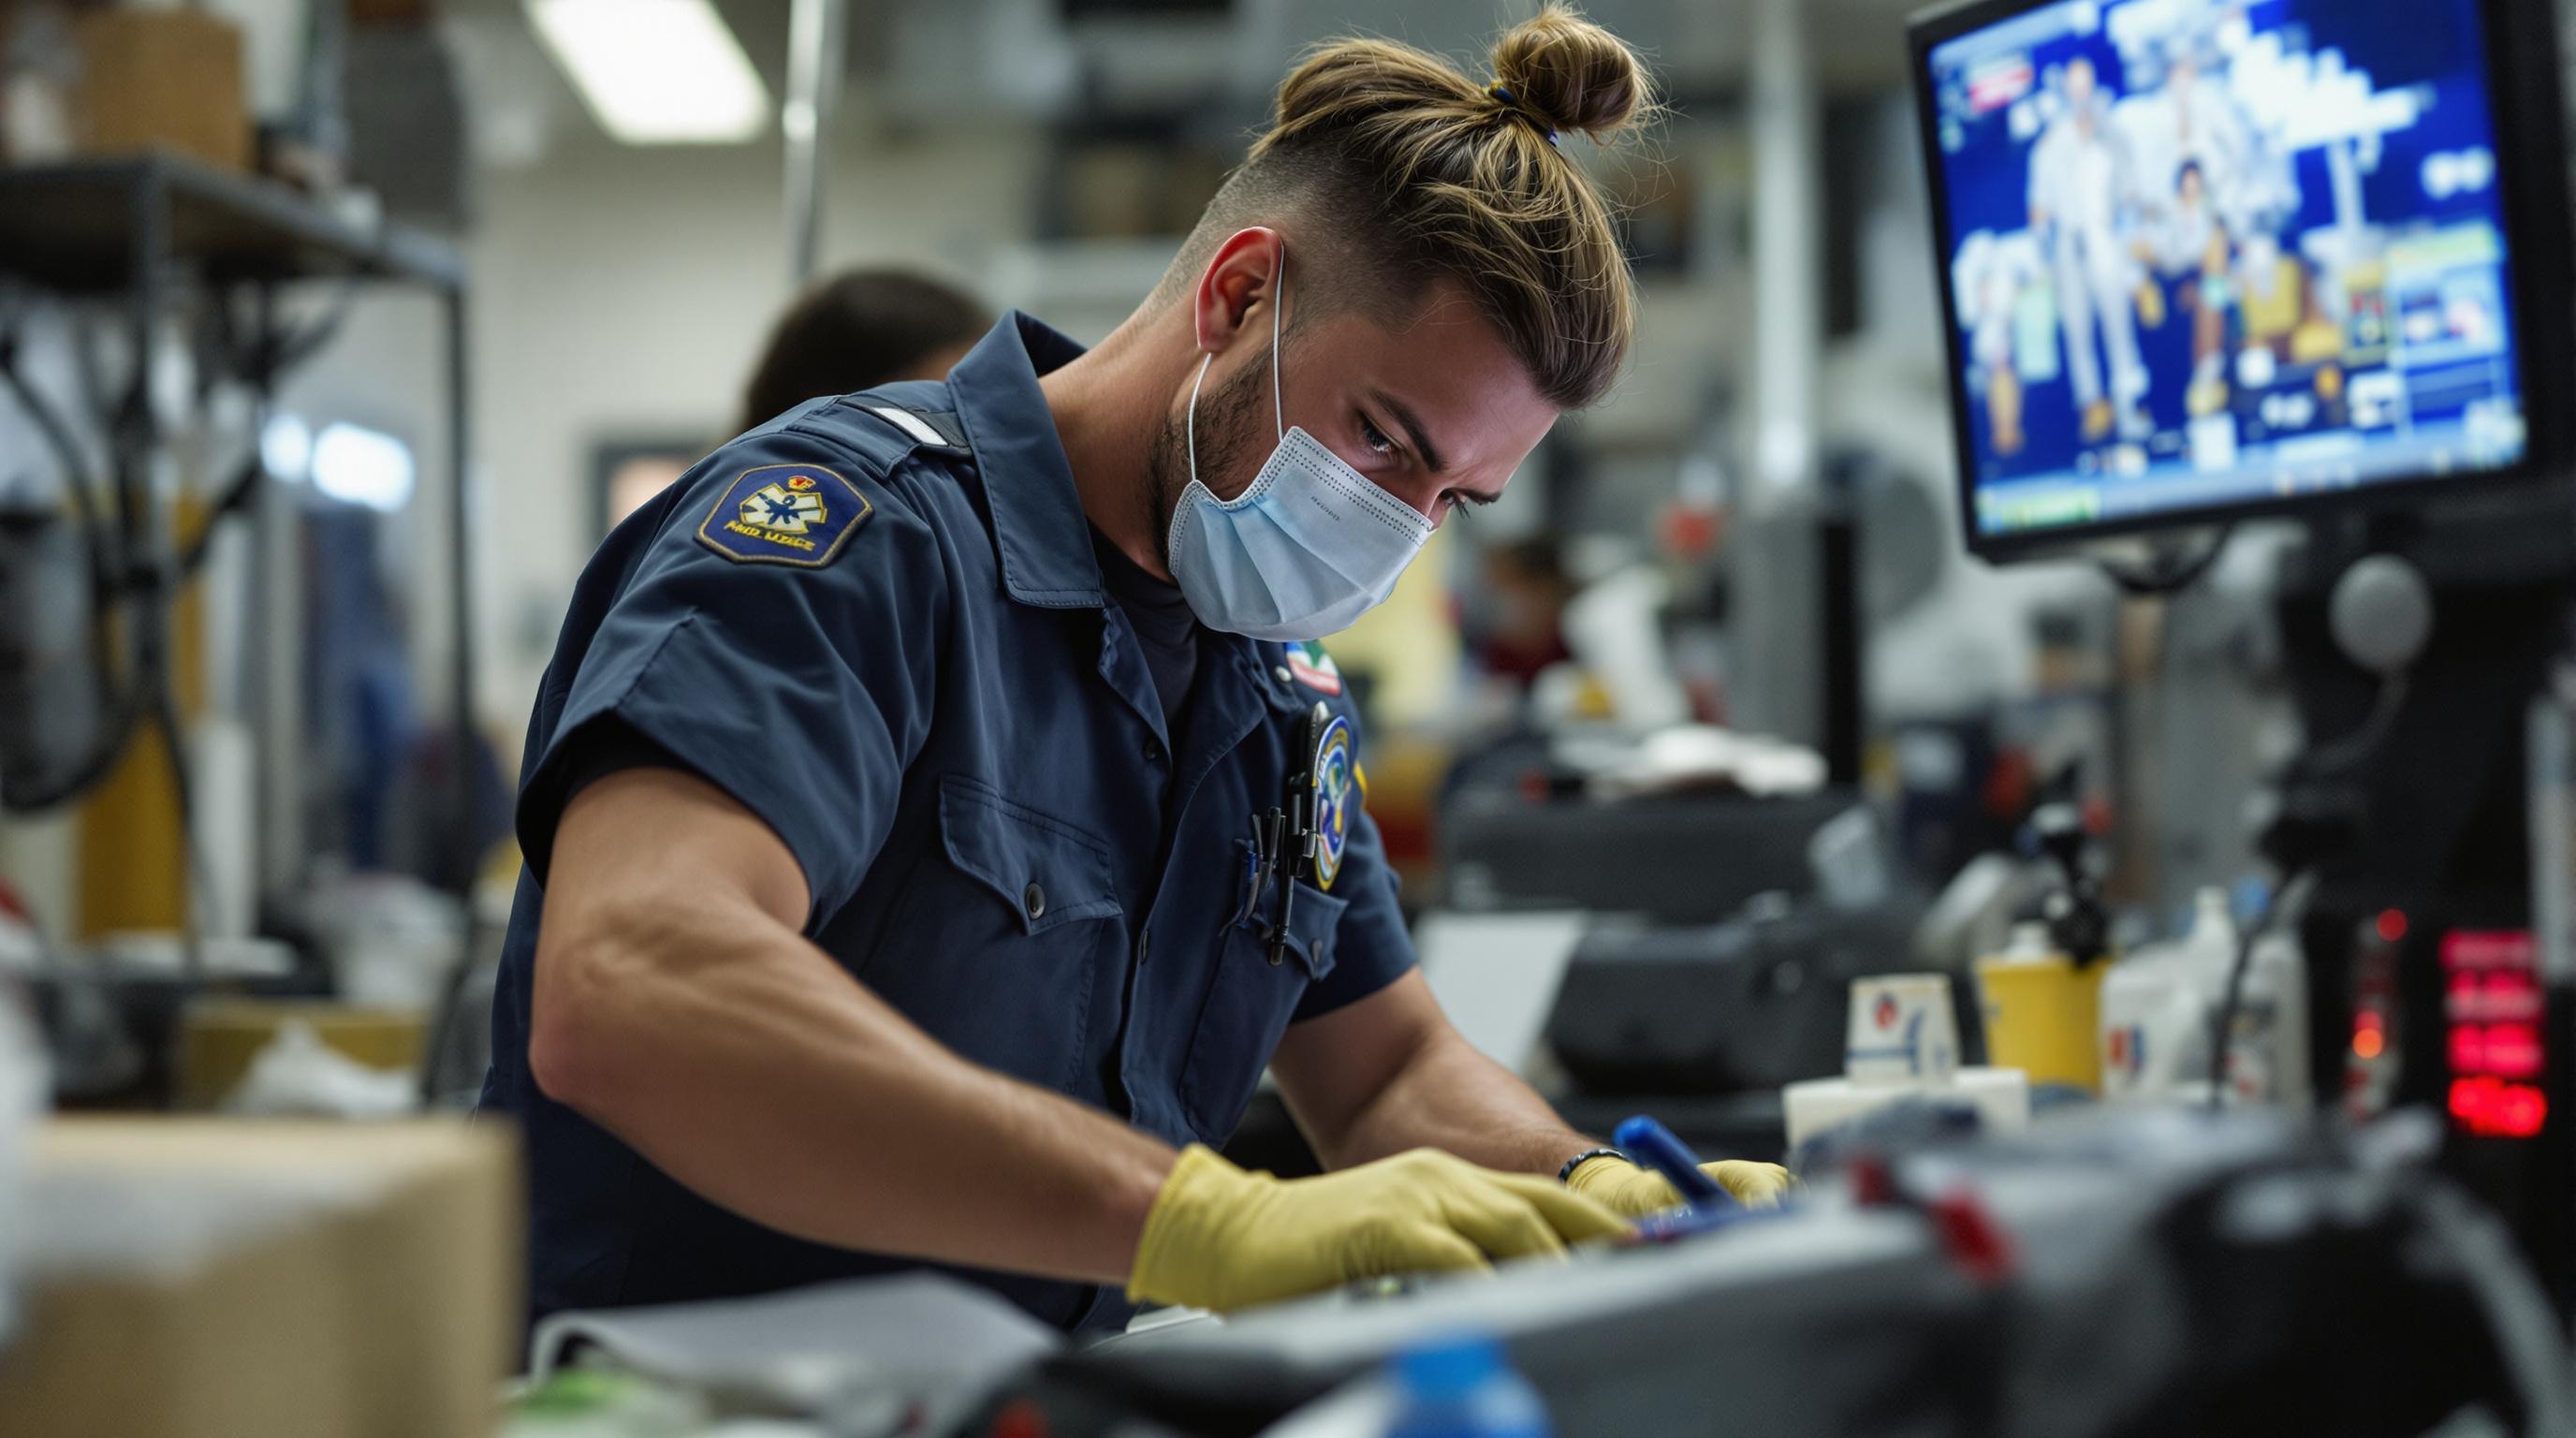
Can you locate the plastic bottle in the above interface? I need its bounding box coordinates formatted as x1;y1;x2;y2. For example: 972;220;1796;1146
2099;888;2234;1104
2225;928;2312;1111
1385;1336;1550;1438
0;987;46;1350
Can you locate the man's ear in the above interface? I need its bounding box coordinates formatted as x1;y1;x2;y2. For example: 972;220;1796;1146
1192;227;1285;357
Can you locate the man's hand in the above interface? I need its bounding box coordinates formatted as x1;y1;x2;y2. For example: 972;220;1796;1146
1565;1153;1794;1215
1128;1146;1632;1313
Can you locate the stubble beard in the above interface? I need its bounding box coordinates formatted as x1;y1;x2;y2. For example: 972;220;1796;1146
1143;348;1273;568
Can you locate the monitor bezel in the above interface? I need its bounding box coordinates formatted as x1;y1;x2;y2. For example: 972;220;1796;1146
1907;0;2576;563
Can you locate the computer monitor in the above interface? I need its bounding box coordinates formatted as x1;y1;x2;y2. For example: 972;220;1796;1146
1910;0;2574;558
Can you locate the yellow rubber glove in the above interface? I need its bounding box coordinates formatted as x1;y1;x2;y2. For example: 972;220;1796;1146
1129;1145;1633;1313
1564;1152;1793;1214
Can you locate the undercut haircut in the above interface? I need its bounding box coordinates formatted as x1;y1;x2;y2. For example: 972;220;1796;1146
1154;4;1656;411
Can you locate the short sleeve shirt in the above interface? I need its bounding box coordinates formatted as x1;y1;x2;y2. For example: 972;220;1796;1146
477;314;1414;1337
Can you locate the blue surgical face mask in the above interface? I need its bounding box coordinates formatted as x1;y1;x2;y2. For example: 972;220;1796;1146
1165;250;1435;642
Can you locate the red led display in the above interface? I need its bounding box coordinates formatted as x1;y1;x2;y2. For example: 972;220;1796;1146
2442;931;2546;1139
2451;1076;2549;1138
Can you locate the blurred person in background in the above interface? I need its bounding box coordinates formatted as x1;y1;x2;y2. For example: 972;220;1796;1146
1469;536;1577;689
738;268;991;433
483;4;1788;1342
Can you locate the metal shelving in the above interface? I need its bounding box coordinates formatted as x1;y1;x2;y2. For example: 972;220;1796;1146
0;152;479;905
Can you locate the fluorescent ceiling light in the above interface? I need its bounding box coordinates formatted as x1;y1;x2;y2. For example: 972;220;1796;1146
528;0;769;145
312;424;416;513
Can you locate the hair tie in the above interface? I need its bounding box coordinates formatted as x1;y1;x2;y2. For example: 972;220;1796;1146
1484;81;1558;146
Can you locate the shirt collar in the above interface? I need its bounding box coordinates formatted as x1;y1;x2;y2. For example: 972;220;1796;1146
947;311;1106;610
945;312;1295;710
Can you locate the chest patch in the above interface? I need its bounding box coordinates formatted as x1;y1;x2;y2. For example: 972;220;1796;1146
697;463;872;566
1310;712;1357;890
1287;641;1342;696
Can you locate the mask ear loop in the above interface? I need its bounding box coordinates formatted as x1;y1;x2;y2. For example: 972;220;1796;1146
1269;243;1285;441
1185;351;1212;490
1194;237;1298;484
1188;239;1287;490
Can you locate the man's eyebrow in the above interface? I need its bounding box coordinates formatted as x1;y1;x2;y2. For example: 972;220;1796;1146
1368;388;1446;475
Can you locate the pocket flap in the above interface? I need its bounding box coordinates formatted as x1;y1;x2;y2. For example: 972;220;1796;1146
938;775;1120;935
1271;880;1348;983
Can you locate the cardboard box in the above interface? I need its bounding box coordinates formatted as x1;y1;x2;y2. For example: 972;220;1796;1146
74;9;252;171
0;1119;520;1438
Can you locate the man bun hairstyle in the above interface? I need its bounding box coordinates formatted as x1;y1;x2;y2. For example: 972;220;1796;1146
1486;4;1650;140
1164;4;1655;411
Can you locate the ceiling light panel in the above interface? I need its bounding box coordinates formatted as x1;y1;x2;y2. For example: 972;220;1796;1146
528;0;771;145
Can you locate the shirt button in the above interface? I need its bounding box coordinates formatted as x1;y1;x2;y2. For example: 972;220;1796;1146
1272;666;1293;685
1023;883;1046;920
1310;938;1325;969
1144;736;1164;764
1136;930;1151;965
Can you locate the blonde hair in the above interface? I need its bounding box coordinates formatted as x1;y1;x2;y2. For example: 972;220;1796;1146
1162;5;1654;410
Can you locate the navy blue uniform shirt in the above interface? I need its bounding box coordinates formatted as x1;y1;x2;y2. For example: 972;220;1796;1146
479;314;1414;1335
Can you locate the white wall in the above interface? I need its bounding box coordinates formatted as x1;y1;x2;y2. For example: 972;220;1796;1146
279;113;1047;769
468;120;1046;752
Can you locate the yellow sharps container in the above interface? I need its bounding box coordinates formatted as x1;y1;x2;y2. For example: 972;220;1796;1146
1975;922;2109;1092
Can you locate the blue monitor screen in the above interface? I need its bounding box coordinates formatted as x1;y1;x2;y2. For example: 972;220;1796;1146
1923;0;2530;544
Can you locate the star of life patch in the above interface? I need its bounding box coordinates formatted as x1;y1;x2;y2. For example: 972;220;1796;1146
697;463;872;566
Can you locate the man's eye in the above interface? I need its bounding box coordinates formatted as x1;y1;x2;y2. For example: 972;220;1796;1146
1357;414;1397;458
1438;491;1495;527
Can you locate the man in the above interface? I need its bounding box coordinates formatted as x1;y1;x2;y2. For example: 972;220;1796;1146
481;4;1786;1337
2029;55;2150;444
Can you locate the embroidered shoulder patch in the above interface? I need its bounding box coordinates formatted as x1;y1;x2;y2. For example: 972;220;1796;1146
696;463;872;567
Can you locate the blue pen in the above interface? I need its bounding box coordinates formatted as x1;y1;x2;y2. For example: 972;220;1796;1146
1613;1115;1729;1212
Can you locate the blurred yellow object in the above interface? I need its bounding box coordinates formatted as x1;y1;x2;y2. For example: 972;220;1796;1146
1321;525;1460;727
0;1119;518;1438
2135;280;2166;330
1573;671;1617;720
73;497;210;941
2081;399;2114;443
175;1000;427;1110
2240;256;2305;341
1976;945;2109;1092
2291;320;2346;366
71;717;191;939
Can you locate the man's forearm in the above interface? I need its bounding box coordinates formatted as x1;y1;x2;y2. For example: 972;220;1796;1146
535;897;1176;1286
1317;1025;1595;1178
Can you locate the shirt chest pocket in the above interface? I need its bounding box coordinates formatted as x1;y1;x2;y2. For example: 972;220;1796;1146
867;774;1124;1092
1178;863;1349;1144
